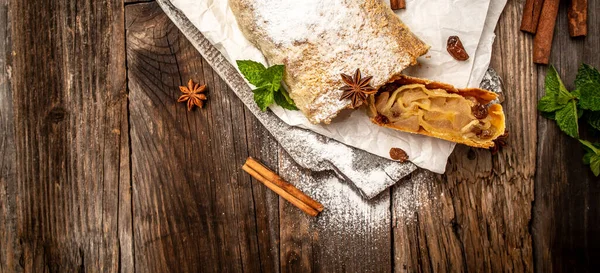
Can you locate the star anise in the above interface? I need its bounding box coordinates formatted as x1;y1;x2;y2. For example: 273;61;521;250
178;79;207;111
339;69;377;108
490;130;509;155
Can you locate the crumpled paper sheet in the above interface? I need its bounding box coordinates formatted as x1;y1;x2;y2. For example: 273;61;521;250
167;0;506;174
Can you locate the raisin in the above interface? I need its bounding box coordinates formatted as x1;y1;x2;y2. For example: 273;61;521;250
472;104;489;119
389;148;409;163
379;82;402;93
447;36;470;61
374;115;390;124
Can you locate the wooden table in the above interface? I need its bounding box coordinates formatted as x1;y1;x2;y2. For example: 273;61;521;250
1;0;599;272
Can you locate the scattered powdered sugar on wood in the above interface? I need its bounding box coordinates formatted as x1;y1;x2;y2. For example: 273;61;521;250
392;170;433;224
280;154;429;237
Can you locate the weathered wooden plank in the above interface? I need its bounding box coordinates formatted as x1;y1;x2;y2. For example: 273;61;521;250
125;2;278;272
0;0;19;271
533;0;600;272
243;111;281;273
278;151;392;272
393;0;537;271
5;0;130;271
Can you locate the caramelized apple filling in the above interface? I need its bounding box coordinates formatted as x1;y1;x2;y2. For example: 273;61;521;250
373;84;497;141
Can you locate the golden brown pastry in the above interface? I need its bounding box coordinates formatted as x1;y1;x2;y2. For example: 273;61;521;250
367;75;506;148
229;0;429;124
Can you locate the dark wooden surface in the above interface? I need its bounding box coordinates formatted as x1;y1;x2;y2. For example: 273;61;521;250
1;0;599;272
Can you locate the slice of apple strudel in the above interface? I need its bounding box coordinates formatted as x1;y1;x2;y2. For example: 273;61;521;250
367;75;505;148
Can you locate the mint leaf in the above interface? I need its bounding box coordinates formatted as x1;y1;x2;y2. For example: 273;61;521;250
261;65;284;92
572;88;581;99
538;95;564;112
579;82;600;111
588;112;600;132
580;139;600;154
555;100;579;138
274;92;299;110
541;111;556;120
545;65;566;96
539;65;573;114
253;86;274;111
237;60;267;86
557;85;575;105
584;152;592;164
237;61;297;111
575;63;600;89
590;155;600;176
579;140;600;176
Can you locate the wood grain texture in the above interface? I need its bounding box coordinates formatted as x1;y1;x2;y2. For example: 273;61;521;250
125;2;278;272
0;0;18;271
2;0;600;272
278;152;392;273
3;0;130;272
533;0;600;272
392;1;537;271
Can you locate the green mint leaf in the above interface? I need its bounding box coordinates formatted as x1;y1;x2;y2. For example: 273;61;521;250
580;140;600;176
279;87;294;104
237;60;267;86
579;82;600;111
583;152;592;165
540;110;556;120
274;91;299;110
572;88;582;99
555;100;579;138
557;85;575;105
587;111;600;132
237;61;297;111
261;65;285;92
538;95;564;112
545;65;566;96
590;155;600;177
579;139;600;154
575;63;600;89
253;86;274;112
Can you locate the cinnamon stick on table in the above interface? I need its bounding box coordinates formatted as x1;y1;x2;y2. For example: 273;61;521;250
533;0;561;64
520;0;545;33
568;0;588;37
243;157;324;217
390;0;406;10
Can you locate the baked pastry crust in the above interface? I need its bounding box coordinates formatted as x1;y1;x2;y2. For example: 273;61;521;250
367;75;506;148
230;0;429;124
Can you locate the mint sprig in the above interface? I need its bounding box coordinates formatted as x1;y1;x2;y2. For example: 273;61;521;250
580;140;600;176
236;60;298;111
538;64;600;176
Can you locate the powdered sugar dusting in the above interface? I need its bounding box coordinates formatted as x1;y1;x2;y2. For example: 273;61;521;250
280;154;428;235
393;170;432;223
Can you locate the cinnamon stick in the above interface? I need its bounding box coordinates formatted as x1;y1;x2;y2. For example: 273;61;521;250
568;0;587;37
245;157;324;212
533;0;561;64
520;0;545;33
242;164;320;217
390;0;406;10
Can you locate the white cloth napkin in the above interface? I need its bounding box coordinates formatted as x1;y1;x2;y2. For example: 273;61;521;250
169;0;507;173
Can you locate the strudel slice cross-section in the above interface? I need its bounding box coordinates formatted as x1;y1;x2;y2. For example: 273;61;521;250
367;75;506;148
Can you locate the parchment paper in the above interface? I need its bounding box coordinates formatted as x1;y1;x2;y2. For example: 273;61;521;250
168;0;506;173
